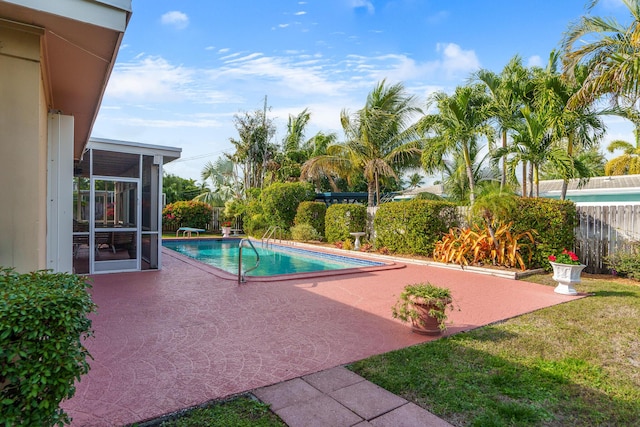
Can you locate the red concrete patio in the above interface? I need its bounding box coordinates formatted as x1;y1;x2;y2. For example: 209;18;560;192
62;247;582;426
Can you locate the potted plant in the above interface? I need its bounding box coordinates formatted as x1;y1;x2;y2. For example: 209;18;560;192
221;220;232;237
391;283;454;335
548;249;585;295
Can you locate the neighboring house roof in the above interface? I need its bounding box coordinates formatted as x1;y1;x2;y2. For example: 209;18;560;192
400;184;446;197
0;0;132;159
538;174;640;194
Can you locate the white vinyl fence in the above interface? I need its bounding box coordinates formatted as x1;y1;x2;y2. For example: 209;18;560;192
575;203;640;273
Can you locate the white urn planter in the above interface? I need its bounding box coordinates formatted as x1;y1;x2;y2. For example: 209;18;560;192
550;262;586;295
221;226;231;237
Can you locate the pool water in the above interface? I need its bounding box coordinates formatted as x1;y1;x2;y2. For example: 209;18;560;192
163;239;383;277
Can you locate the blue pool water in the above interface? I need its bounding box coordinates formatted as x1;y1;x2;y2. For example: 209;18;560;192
163;239;383;277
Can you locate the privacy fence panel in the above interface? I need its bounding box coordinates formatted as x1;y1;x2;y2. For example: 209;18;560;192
575;203;640;273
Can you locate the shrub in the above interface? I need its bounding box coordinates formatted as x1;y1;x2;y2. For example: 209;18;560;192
433;223;536;270
605;244;640;279
509;198;577;268
373;200;459;255
291;223;323;242
162;200;213;230
0;268;96;426
294;202;327;237
261;182;316;229
325;204;367;243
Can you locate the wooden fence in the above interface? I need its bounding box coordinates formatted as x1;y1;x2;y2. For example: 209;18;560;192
575;203;640;273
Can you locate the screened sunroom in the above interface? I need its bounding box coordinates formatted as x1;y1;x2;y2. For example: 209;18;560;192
72;138;181;274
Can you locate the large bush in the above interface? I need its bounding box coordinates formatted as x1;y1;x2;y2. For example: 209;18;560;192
325;203;368;243
294;201;327;237
0;268;96;426
510;198;577;268
261;182;315;230
373;200;459;255
162;200;213;230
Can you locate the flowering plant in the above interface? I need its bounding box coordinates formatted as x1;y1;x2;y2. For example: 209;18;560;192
548;249;581;265
221;221;232;227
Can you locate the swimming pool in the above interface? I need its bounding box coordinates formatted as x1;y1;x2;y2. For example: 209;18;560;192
163;238;386;278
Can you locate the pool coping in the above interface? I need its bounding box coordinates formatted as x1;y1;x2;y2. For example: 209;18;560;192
162;239;405;282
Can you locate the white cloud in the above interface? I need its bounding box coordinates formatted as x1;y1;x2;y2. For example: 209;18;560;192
295;11;307;16
351;0;375;14
161;11;189;30
436;43;481;77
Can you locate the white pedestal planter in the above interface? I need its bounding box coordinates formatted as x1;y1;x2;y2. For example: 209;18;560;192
550;262;586;295
221;227;231;237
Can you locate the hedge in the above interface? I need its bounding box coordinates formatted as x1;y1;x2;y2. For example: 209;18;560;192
261;182;316;230
325;204;367;243
374;200;459;255
509;198;577;268
0;268;96;426
162;200;213;230
294;201;327;237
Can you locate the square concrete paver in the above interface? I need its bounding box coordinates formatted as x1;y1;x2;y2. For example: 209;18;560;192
303;366;365;393
274;394;363;427
253;378;324;411
369;402;455;427
329;379;407;420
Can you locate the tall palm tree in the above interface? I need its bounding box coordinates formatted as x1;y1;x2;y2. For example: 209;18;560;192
420;84;494;205
495;106;572;197
535;51;606;199
605;138;640;175
474;55;530;189
302;80;423;206
194;157;239;206
562;0;640;145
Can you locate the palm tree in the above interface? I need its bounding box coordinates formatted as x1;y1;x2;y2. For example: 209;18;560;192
495;106;572;197
302;80;423;207
562;0;640;151
420;84;494;205
406;172;425;189
474;56;530;189
194;157;239;206
535;52;607;199
604;139;640;175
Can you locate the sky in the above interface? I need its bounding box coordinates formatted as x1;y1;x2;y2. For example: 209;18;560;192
91;0;636;184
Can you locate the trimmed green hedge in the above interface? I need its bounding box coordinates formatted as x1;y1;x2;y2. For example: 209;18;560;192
325;204;368;243
510;198;577;268
0;268;96;426
294;201;327;237
374;200;459;255
162;200;213;230
261;182;316;230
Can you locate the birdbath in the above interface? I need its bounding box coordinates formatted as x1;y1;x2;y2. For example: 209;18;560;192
349;232;366;250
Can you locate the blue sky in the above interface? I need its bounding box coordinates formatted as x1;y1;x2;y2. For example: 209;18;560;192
91;0;635;183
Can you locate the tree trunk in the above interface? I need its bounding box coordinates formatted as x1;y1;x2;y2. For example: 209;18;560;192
367;182;375;207
501;129;507;190
521;161;527;197
463;145;476;204
561;133;574;200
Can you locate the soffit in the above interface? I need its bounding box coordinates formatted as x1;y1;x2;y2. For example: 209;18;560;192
0;1;131;159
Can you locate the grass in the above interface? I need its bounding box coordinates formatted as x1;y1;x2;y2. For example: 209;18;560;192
350;274;640;426
136;396;285;427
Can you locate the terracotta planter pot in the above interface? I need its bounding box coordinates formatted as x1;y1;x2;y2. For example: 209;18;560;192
409;298;451;335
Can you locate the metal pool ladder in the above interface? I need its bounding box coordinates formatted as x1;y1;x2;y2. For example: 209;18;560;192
238;238;260;284
261;225;282;248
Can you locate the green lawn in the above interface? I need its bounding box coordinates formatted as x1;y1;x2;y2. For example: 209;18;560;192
141;396;285;427
349;274;640;426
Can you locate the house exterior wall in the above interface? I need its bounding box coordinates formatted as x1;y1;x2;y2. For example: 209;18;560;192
0;23;48;272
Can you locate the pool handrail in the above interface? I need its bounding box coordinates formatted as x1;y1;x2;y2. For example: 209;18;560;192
238;238;260;284
261;225;282;248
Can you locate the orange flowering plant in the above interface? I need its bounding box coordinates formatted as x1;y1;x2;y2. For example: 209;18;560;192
548;249;581;265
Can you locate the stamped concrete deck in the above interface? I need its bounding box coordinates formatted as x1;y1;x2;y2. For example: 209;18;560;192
62;247;582;426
